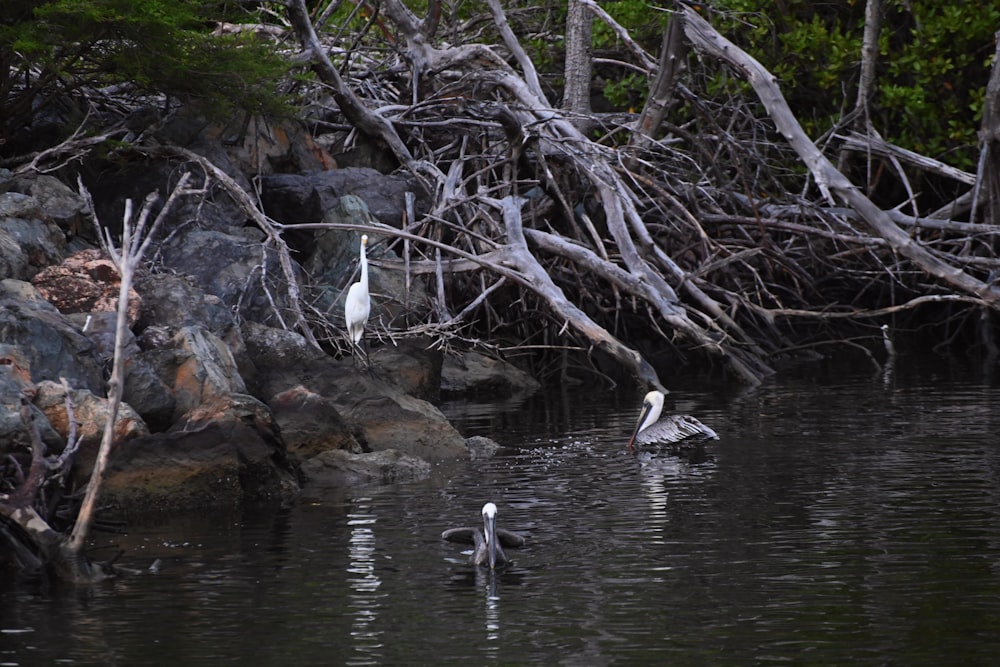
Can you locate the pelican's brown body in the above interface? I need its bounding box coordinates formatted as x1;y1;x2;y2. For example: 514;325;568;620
627;390;718;453
442;502;525;569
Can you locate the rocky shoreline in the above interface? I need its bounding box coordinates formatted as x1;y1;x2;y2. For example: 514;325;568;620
0;122;539;516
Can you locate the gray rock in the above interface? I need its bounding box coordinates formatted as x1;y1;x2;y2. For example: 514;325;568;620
241;321;469;460
20;174;89;231
0;194;65;279
442;351;541;395
135;272;236;338
69;311;176;432
299;448;431;496
0;228;29;280
156;228;290;323
0;351;62;451
260;167;424;227
0;279;104;393
465;435;502;459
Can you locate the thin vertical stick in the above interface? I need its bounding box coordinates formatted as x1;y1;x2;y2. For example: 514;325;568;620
68;173;192;553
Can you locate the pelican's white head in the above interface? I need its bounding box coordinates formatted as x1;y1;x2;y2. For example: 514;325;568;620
482;502;497;519
627;390;666;453
642;390;665;424
361;234;368;246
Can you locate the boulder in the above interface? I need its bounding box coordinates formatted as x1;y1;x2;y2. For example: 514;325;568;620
0;172;89;234
0;192;66;280
260;167;424;228
32;380;149;481
298;449;431;498
155;227;291;323
0;279;104;394
266;385;359;457
0;349;62;451
102;393;299;512
143;325;246;421
442;350;541;395
465;435;502;459
31;248;141;325
332;380;469;460
132;271;254;392
134;272;236;337
242;321;468;460
299;194;429;327
73;311;175;432
364;338;442;402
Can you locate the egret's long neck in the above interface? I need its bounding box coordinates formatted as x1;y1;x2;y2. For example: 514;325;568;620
359;245;368;289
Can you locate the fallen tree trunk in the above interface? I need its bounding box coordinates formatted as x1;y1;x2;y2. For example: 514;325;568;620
495;195;661;389
280;0;773;386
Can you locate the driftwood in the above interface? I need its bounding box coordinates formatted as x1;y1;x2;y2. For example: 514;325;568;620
280;1;775;385
258;1;1000;384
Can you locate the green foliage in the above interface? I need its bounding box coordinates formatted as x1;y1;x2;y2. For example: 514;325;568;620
711;0;999;169
0;0;291;147
589;1;669;109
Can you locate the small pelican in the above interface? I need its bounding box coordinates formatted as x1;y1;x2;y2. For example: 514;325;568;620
441;502;525;569
627;389;718;453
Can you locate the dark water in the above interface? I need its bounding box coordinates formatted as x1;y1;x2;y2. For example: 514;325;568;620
3;360;1000;666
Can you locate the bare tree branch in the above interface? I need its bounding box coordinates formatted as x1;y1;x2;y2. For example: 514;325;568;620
68;173;194;554
681;6;1000;308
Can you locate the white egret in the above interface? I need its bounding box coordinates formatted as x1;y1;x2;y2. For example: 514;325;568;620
345;234;372;372
627;389;718;453
442;502;526;569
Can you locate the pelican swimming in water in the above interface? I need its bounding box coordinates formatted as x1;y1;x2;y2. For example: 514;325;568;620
441;502;525;569
627;389;718;453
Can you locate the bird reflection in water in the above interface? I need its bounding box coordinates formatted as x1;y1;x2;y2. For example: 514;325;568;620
346;498;384;664
480;568;501;643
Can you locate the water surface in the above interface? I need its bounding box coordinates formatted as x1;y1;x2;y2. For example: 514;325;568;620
3;360;999;666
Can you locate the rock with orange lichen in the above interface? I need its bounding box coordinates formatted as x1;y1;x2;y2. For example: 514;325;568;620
32;380;149;482
30;249;141;325
142;325;246;422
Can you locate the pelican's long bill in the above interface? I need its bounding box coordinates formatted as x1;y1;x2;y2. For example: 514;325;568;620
482;502;499;569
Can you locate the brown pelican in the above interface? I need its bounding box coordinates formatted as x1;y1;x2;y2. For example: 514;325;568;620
441;502;525;569
627;390;718;453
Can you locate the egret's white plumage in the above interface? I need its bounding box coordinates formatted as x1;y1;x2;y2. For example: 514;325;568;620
345;234;372;370
627;390;718;453
442;502;526;569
